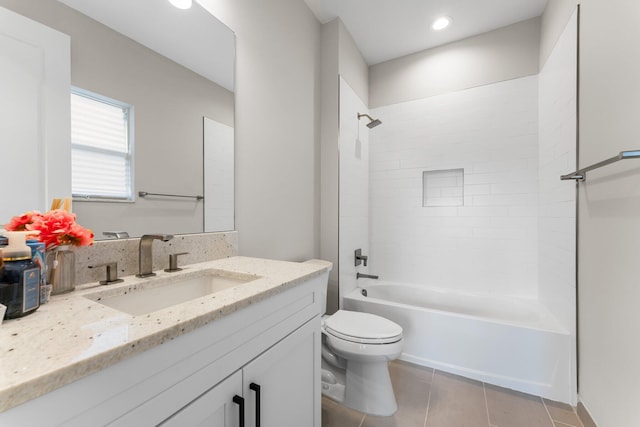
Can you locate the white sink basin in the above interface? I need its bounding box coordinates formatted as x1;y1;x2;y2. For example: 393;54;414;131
86;272;259;316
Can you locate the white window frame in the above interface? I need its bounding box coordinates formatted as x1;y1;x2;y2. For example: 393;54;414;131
71;87;135;202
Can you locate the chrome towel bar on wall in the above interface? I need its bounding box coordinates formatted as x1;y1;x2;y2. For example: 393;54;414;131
138;191;204;200
560;150;640;181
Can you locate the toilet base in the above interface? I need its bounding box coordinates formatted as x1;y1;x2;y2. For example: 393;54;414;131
321;358;398;416
344;360;398;416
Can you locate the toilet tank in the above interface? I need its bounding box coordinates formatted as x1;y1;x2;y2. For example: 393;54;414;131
303;259;332;315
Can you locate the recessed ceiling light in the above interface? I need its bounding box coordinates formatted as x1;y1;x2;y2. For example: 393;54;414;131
168;0;192;10
432;16;452;31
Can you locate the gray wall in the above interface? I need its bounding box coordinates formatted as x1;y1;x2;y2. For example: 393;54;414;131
0;0;234;238
539;0;580;68
542;1;640;424
200;0;322;261
337;20;369;106
577;0;640;426
320;19;340;313
319;18;369;313
369;17;541;108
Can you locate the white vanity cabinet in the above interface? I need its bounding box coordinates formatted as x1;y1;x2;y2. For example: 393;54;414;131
0;273;324;427
241;317;319;427
161;318;319;427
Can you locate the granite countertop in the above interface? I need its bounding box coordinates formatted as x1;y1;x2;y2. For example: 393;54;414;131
0;256;331;412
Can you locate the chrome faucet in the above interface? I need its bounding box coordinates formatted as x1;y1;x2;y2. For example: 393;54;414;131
137;234;174;278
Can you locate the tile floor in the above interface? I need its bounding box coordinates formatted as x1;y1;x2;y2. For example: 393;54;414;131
322;361;584;427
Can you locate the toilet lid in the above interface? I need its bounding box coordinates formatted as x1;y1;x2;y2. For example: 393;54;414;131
323;310;403;344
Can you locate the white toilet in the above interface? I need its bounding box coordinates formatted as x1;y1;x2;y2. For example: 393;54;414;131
306;260;404;416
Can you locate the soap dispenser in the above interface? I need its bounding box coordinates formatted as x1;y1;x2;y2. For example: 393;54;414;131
0;231;41;319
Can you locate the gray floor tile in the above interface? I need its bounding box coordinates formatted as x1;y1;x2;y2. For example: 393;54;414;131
361;414;403;427
322;363;582;427
322;396;365;427
425;370;489;427
485;384;553;427
544;399;583;426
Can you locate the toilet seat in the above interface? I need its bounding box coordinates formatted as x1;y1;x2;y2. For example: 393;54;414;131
323;310;403;345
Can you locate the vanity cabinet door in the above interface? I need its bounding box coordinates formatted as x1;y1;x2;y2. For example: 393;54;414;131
160;370;243;427
243;317;321;427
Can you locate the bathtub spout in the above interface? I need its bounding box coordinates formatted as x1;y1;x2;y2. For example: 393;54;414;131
357;272;379;280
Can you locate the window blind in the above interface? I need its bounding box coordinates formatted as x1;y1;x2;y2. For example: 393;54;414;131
71;91;133;201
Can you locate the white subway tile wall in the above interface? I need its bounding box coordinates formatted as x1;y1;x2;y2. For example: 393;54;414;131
537;11;577;333
370;76;540;297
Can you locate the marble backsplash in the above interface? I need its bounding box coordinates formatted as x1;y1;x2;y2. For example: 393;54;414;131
73;231;238;286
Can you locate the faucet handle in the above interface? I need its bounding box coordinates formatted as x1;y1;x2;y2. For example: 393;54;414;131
89;262;124;285
102;231;130;239
165;252;189;273
354;249;368;267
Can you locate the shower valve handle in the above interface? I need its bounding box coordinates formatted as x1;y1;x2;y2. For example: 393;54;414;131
355;249;368;267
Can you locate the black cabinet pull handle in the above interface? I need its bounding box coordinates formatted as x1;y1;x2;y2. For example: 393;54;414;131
233;395;245;427
250;383;261;427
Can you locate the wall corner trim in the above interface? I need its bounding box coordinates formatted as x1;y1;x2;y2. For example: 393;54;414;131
577;401;598;427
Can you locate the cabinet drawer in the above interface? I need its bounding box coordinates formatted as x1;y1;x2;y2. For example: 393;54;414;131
160;371;242;427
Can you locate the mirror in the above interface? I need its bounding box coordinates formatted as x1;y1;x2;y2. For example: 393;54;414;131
0;0;235;239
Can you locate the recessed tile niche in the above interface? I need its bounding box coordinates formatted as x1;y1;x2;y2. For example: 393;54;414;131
422;168;464;207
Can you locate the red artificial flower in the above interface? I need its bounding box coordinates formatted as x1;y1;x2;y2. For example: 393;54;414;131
6;209;94;249
66;223;95;247
5;211;44;232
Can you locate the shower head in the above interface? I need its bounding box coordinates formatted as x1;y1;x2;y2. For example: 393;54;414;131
367;118;382;129
357;113;382;129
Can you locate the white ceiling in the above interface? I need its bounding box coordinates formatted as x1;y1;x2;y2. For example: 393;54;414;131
304;0;548;65
58;0;235;91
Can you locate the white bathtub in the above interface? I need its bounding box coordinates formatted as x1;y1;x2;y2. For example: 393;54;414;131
343;280;574;404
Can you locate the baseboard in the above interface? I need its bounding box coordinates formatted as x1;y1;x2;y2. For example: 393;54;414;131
577;401;597;427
